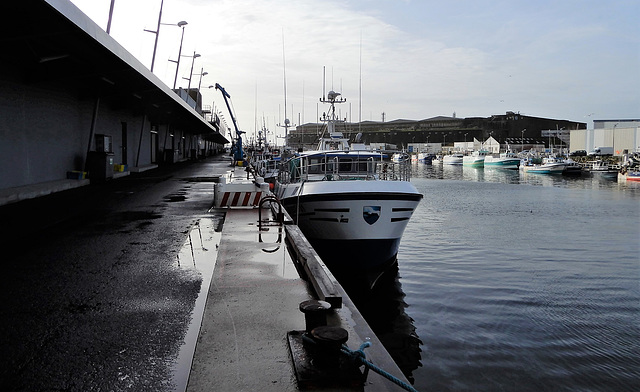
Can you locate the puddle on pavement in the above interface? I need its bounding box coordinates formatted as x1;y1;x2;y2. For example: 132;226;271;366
165;195;187;202
255;226;300;280
183;176;220;183
171;218;220;392
170;210;298;390
120;211;163;221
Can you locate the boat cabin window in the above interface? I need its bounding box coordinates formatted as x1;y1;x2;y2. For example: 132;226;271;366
338;158;353;172
339;158;372;173
307;157;325;174
304;155;375;176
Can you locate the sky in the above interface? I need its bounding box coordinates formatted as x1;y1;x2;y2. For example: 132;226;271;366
69;0;639;142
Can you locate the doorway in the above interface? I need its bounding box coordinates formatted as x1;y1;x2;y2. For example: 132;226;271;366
121;122;128;165
151;130;158;163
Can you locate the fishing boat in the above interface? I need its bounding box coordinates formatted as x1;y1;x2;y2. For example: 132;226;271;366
254;154;281;183
442;153;464;165
392;151;410;163
618;152;640;182
562;158;583;176
462;150;489;167
274;91;423;288
583;160;618;178
484;151;520;169
520;155;566;174
417;152;432;163
250;123;281;184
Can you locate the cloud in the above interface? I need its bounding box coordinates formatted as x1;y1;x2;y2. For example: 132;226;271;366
70;0;640;134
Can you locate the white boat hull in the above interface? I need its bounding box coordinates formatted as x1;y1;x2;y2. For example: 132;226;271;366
275;179;422;285
484;157;520;169
520;163;566;174
443;155;463;165
618;171;640;182
462;156;485;167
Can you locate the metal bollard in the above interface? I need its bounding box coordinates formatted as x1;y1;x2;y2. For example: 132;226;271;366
299;300;331;332
310;326;349;368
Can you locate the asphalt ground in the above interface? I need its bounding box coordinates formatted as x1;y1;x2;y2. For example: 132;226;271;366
0;155;231;391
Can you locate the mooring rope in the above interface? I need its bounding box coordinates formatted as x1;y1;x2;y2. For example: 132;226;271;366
340;341;420;392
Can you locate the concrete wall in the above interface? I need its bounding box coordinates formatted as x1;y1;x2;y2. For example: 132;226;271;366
0;69;162;189
569;127;640;155
1;73;90;188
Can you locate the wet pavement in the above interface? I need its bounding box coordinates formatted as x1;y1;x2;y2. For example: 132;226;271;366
0;155;231;391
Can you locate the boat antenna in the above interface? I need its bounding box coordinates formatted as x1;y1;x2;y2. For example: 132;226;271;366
322;65;325;100
277;29;295;148
359;31;362;133
282;30;288;146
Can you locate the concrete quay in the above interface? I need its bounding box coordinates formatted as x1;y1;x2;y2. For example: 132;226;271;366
188;166;413;391
0;156;414;391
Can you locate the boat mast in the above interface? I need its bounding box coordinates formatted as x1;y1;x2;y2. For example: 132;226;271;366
277;30;294;149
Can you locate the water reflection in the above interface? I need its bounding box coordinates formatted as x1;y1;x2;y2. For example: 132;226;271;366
340;264;422;383
411;161;637;191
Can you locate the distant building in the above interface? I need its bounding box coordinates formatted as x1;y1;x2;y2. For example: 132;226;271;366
570;119;640;155
289;111;585;152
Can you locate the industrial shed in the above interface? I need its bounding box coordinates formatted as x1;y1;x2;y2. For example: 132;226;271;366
0;0;227;204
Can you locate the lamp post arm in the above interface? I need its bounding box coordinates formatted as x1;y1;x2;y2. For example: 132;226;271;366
149;0;164;72
172;26;185;89
187;51;197;91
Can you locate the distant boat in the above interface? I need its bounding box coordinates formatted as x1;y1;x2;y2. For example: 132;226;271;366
619;171;640;182
462;150;489;167
415;152;432;164
583;160;618;178
618;152;640;182
520;156;566;174
431;155;443;165
443;153;464;165
392;152;410;163
562;158;583;176
484;151;520;169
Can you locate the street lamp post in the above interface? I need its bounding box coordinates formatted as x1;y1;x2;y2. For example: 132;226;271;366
184;51;201;92
521;129;526;152
168;21;188;89
144;0;164;72
106;0;116;34
613;123;618;156
197;69;208;90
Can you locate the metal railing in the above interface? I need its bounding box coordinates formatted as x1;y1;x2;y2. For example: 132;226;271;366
277;152;411;184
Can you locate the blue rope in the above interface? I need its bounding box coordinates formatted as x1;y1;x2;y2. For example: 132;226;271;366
341;342;420;392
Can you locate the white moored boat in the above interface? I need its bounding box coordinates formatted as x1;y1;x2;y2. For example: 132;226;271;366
520;155;566;174
442;153;464;165
391;151;410;163
274;91;423;288
618;152;640;182
484;151;520;169
583;160;618;178
462;150;489;167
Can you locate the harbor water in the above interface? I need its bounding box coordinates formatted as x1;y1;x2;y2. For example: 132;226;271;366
353;164;640;392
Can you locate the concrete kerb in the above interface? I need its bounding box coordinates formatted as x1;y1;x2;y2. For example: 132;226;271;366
0;178;90;207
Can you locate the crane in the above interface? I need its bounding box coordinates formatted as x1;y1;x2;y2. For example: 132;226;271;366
215;83;245;165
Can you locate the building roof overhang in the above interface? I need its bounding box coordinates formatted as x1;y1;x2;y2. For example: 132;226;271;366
0;0;227;144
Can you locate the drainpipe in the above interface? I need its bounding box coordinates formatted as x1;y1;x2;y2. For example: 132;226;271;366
84;97;100;172
136;114;146;168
